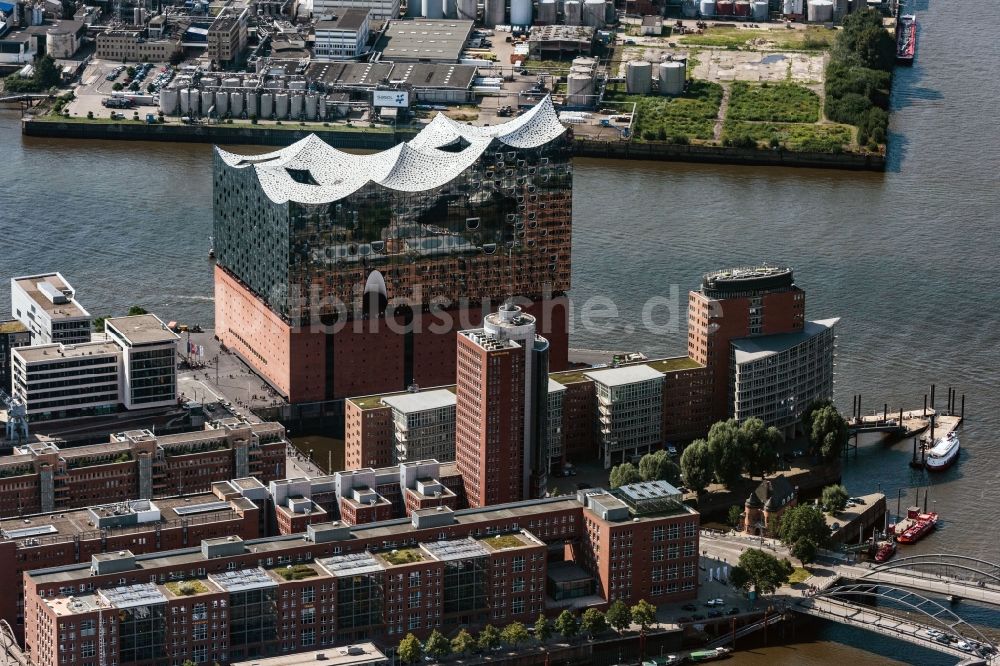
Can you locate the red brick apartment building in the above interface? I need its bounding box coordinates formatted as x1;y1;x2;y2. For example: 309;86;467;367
22;481;699;666
0;420;287;517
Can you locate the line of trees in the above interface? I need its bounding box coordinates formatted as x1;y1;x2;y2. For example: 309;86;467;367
825;9;895;149
396;600;659;663
609;450;681;489
3;54;61;93
679;417;784;494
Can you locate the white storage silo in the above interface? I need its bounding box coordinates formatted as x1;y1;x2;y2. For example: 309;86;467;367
510;0;531;25
182;88;199;115
537;0;556;22
485;0;505;26
625;60;652;94
133;7;141;25
604;1;615;23
783;0;802;13
700;0;716;14
159;88;179;115
566;74;593;106
222;77;241;88
319;96;328;119
200;75;219;88
807;0;833;21
444;0;457;17
288;79;307;90
290;93;304;118
422;0;443;18
658;60;685;95
201;90;215;115
230;91;244;117
259;92;273;118
583;0;604;26
275;93;290;119
564;0;582;25
305;94;319;120
215;90;229;116
458;0;477;20
753;0;768;19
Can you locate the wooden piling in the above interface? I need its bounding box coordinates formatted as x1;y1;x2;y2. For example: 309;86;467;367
961;394;965;420
930;384;935;410
923;394;927;416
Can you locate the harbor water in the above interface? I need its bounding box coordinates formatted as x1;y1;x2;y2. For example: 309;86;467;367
0;0;997;661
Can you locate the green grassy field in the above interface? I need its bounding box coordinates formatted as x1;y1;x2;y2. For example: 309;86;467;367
677;26;836;51
727;82;821;123
723;120;854;152
608;81;723;142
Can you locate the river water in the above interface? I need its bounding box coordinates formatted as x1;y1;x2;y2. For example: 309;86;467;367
1;0;997;660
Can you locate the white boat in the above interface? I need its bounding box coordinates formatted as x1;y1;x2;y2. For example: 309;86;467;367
925;431;960;471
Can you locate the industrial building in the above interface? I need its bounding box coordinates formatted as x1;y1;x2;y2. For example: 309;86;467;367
527;24;596;59
313;0;400;21
375;18;473;62
95;27;182;61
43;19;84;58
0;418;287;517
10;273;90;346
313;8;372;59
22;480;699;665
207;5;249;67
212;97;572;404
9;314;179;420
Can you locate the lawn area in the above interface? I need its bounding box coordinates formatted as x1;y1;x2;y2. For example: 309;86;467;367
482;534;527;550
727;82;820;123
787;567;812;585
723;120;853;152
165;580;211;596
608;81;723;142
273;564;319;581
382;548;426;565
677;26;836;51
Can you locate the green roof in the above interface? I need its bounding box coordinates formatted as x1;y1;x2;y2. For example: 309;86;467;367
0;320;27;335
480;534;529;550
646;357;703;373
549;369;592;385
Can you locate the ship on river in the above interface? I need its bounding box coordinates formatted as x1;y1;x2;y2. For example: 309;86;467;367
897;14;916;65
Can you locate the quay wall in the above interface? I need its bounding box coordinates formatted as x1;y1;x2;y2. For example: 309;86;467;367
22;118;885;171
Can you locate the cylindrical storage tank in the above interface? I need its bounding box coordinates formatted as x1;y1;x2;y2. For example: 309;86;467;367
806;0;832;21
259;92;273;118
215;90;229;116
699;0;715;14
319;96;328;118
625;60;652;94
734;0;750;15
566;74;593;106
565;0;582;25
305;93;319;120
716;0;733;14
133;7;141;25
485;0;505;26
406;0;421;16
422;0;443;19
183;88;199;115
658;60;685;95
604;1;615;23
682;0;696;16
457;0;477;20
537;0;556;22
222;77;241;88
159;88;179;115
201;90;214;114
275;93;289;119
783;0;802;12
753;0;768;19
200;75;219;88
288;79;307;90
230;91;244;117
510;0;531;25
582;0;603;26
444;0;457;17
833;0;847;18
290;93;304;118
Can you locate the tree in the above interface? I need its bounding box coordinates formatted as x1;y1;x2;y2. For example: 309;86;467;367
501;621;529;648
35;54;60;89
609;462;642;489
397;633;422;664
606;599;631;634
581;608;607;637
477;624;501;652
706;419;746;488
423;629;450;660
680;439;713;493
638;450;681;485
126;66;136;78
821;484;849;513
810;405;849;461
779;504;829;563
801;398;834;432
451;628;476;655
554;610;579;640
728;504;744;530
127;305;149;316
740;418;783;479
630;599;657;632
730;548;793;596
533;614;552;642
92;315;108;332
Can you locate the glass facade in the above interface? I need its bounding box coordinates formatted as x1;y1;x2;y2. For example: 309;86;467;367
117;603;166;664
229;588;277;657
442;557;487;616
129;347;177;405
336;573;383;630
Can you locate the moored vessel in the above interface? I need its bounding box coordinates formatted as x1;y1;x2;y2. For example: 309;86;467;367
896;507;938;544
896;14;916;65
925;431;960;471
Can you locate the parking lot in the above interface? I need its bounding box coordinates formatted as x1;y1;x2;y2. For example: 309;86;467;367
65;59;169;120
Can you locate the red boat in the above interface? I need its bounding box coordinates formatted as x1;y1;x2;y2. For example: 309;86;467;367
896;14;916;65
875;540;896;562
896;508;938;544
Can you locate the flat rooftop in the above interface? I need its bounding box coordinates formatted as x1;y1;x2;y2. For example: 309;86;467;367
305;60;393;86
584;364;664;387
316;7;371;31
13;341;119;364
528;24;596;44
381;388;456;414
12;273;89;319
387;62;476;89
105;314;179;345
376;19;474;63
732;318;839;364
0;319;28;335
231;644;387;666
645;356;703;373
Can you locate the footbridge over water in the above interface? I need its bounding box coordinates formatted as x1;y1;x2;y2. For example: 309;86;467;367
841;554;1000;607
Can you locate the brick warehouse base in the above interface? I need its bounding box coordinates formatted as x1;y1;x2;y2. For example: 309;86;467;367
215;266;569;402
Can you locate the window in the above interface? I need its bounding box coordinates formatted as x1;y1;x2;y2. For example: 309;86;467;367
512;599;524;614
301;608;315;625
193;624;207;640
512;578;524;593
81;642;95;658
302;628;315;646
408;591;421;609
512;556;525;573
301;587;315;604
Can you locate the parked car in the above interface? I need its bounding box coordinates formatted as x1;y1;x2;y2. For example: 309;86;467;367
667;445;678;456
705;598;724;606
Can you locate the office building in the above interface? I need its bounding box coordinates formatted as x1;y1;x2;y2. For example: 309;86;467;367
585;365;663;468
0;419;287;518
95;28;182;61
213;97;572;404
11;273;90;346
10;314;179;420
0;320;30;394
313;0;400;21
207;6;249;66
314;8;372;60
731;318;838;434
23;480;699;665
382;389;456;463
